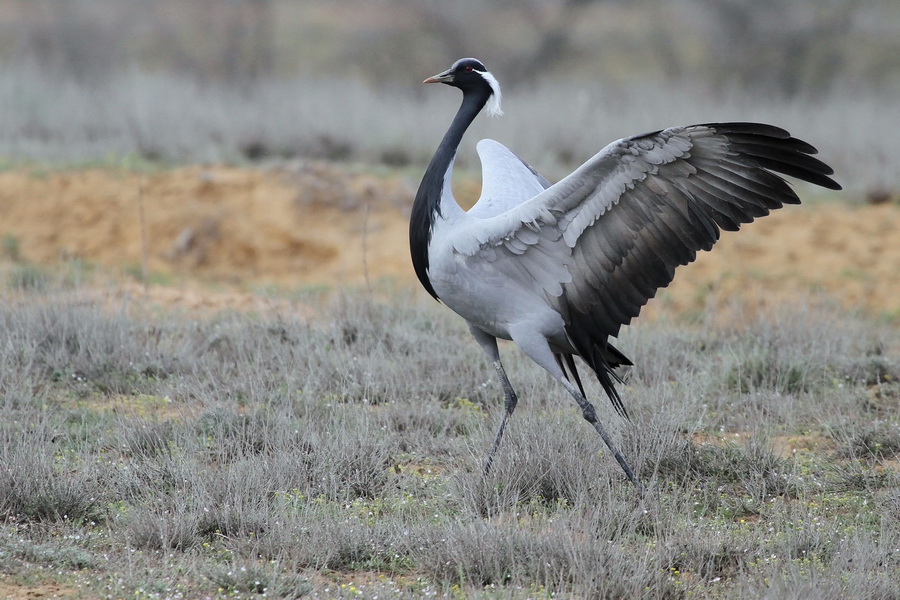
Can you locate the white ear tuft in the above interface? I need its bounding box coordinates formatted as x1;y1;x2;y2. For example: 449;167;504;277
477;70;503;117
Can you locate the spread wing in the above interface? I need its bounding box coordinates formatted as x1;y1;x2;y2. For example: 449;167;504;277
467;139;550;218
453;122;841;348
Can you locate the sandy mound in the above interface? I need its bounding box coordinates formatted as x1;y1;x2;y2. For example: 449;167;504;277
0;163;413;285
0;164;897;317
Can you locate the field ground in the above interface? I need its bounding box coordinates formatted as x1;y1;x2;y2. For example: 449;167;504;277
1;164;898;319
0;163;898;599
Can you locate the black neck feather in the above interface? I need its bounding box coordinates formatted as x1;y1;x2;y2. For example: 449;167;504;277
409;89;490;300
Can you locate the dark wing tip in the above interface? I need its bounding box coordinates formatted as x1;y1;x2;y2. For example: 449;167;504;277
707;122;842;191
707;122;791;139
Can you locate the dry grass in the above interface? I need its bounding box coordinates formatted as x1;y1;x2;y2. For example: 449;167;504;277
0;280;897;599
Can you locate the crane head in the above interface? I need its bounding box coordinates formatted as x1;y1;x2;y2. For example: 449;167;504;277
424;58;503;117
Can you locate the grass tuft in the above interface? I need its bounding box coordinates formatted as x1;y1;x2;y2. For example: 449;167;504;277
0;448;106;525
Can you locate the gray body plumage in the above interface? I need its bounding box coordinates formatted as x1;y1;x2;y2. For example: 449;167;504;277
410;58;840;491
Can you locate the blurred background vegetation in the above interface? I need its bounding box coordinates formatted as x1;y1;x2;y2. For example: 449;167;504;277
1;0;898;190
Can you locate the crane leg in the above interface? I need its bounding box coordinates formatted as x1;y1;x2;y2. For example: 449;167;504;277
509;327;645;495
483;359;519;475
467;324;519;475
558;378;645;496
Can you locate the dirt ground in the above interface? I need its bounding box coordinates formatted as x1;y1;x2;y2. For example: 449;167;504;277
0;163;897;318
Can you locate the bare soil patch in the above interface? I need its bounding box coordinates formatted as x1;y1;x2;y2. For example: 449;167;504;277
1;164;897;317
0;581;77;600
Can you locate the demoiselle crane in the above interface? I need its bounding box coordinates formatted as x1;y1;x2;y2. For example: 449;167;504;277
409;58;840;492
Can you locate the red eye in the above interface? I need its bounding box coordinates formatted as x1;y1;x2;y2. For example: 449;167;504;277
465;66;473;72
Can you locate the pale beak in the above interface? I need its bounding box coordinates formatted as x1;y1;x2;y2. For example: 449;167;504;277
423;69;453;84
